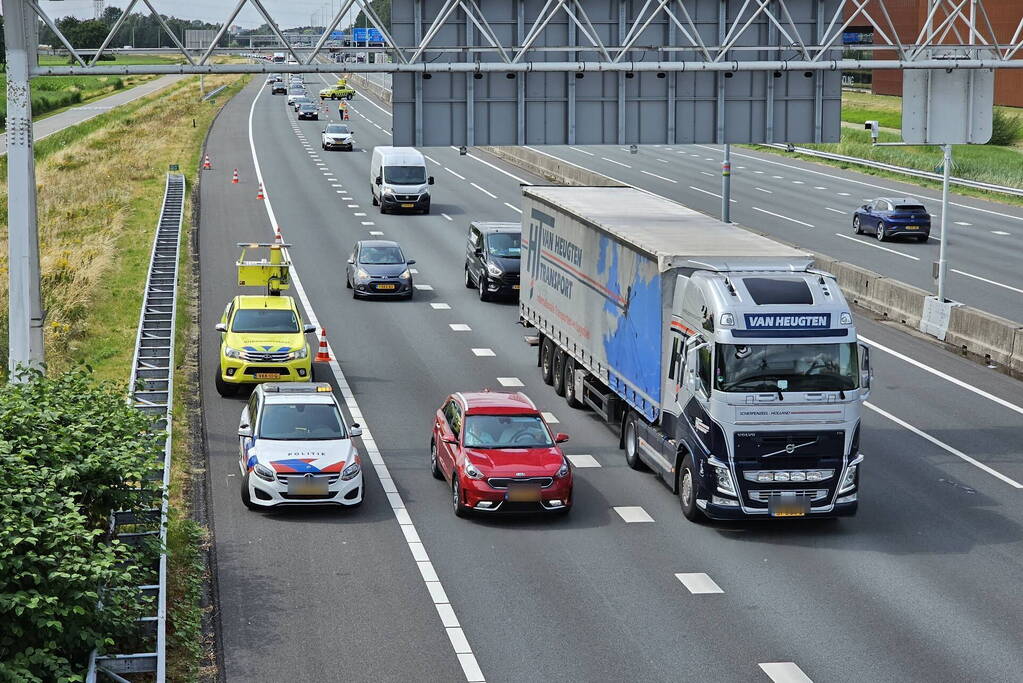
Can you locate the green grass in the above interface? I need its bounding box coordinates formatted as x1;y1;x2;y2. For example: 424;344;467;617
841;91;904;130
38;53;186;66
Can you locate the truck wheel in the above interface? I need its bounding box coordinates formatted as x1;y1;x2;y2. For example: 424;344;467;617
552;348;566;396
623;414;645;470
540;338;555;385
215;367;238;397
564;358;583;409
678;454;705;522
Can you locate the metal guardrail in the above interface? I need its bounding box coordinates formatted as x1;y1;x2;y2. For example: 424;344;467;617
201;84;228;102
87;173;185;682
760;143;1023;198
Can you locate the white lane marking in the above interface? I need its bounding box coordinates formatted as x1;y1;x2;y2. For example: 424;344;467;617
755;187;773;194
825;207;844;214
675;573;724;594
361;221;376;226
759;662;812;683
865;403;1023;488
814;186;827;190
771;174;783;179
504;202;523;214
451;147;532;184
315;162;327;167
955;221;972;226
793;180;805;184
991;230;1010;235
446;627;472;654
415;284;435;291
383;130;393;137
951;268;1023;295
373;122;383;130
833;233;920;260
601;157;632;168
861;335;1023;417
424;154;439;164
700;171;714;177
368;230;384;236
569;146;595;156
445;167;466;180
838;192;851;196
497;377;524;387
442;213;453;221
567;454;601;468
754;170;764;174
410;269;419;274
247;84;482;683
689;185;722;199
472;348;496;357
449;324;472;331
347;204;360;208
753;207;814;228
332;183;343;187
613;506;654;523
642;170;678;183
656;158;669;163
541;411;559;424
431;303;452;310
470;182;498;198
349;86;393;117
705;158;714;161
354;212;367;216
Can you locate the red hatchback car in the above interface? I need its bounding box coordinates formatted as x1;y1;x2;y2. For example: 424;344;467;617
431;391;573;516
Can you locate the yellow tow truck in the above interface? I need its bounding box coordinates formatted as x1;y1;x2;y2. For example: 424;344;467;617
214;243;316;397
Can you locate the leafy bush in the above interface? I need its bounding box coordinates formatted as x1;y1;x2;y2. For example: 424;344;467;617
0;368;162;681
989;108;1023;146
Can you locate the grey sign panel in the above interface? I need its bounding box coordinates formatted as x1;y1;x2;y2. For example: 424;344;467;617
185;29;218;51
902;67;994;145
391;0;842;147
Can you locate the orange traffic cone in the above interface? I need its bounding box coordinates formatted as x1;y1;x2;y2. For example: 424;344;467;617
314;328;332;362
257;183;265;200
232;168;239;184
202;155;212;170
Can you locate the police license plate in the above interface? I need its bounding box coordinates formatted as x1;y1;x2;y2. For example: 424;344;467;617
505;483;541;502
906;225;920;230
288;477;329;496
400;203;415;208
769;494;811;517
376;284;396;290
255;373;280;379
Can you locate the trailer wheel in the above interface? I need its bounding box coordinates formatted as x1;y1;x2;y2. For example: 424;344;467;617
552;348;566;396
540;338;555;385
623;414;645;471
678;453;705;522
564;358;583;409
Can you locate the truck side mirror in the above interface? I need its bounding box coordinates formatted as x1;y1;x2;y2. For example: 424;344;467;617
858;343;872;397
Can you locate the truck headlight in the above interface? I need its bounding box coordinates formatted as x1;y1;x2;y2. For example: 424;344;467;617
838;465;858;494
224;346;242;359
341;455;362;481
463;461;484;480
253;463;276;482
486;262;503;278
715;466;736;496
290;347;308;360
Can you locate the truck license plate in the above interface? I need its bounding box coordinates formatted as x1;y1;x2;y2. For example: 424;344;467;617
769;493;810;517
505;483;541;502
255;373;280;380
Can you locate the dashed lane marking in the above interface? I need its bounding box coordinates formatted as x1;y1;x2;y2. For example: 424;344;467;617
445;167;466;180
442;213;453;221
825;207;844;214
541;411;559;424
755;187;773;194
415;284;435;291
759;662;813;683
567;454;600;468
449;324;472;331
613;506;654;523
497;377;524;387
569;146;595;156
642;170;678;183
601;157;632;168
472;348;496;357
504;203;522;214
675;573;724;594
369;230;384;236
471;182;498;198
431;303;452;310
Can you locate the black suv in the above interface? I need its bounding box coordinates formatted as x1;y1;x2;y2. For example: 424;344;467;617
464;221;521;301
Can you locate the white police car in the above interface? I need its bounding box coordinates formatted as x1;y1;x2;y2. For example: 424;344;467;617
238;382;363;509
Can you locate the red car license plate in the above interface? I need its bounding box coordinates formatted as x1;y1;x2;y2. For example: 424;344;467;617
505;483;541;502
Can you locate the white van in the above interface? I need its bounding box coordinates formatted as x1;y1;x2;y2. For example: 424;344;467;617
370;147;434;214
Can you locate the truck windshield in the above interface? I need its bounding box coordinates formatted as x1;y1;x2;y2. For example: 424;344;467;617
715;342;859;392
231;309;300;334
463;415;554;449
384;165;426;185
258;403;345;440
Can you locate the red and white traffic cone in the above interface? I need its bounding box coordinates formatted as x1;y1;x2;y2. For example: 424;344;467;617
314;328;332;362
232;168;239;184
257;183;265;200
202;155;212;170
274;225;283;244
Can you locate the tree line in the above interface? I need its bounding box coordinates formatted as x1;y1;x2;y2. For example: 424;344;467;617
38;6;225;51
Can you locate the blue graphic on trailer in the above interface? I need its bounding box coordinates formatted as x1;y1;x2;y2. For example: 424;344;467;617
596;236;662;421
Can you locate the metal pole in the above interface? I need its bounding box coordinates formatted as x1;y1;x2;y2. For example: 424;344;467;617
936;143;952;301
721;144;732;223
5;0;46;378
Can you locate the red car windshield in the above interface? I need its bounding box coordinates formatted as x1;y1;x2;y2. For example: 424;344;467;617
463;415;553;449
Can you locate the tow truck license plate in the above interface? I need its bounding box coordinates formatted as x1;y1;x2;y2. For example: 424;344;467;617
769;494;811;517
505;483;541;502
288;477;329;496
400;203;415;208
255;373;280;380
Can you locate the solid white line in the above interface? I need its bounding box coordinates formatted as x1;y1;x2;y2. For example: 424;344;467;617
248;83;482;682
641;170;678;183
833;233;919;260
689;185;721;199
753;207;814;228
951;269;1023;295
613;506;654;523
472;348;496;357
675;573;724;594
755;187;773;194
569;146;595;156
497;377;524;387
449;324;472;331
348;86;393;117
567;454;601;468
759;662;812;683
825;207;844;214
470;182;498;198
504;202;523;214
865;403;1023;488
445;167;466;180
541;411;559;424
601;157;632;168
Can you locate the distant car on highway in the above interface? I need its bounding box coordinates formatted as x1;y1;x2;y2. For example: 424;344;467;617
286;88;307;107
464;221;521;301
271;80;287;95
238;382;364;509
291;95;313;113
853;197;931;242
346;240;416;299
298;103;319;120
431;391;572;516
322;123;354;151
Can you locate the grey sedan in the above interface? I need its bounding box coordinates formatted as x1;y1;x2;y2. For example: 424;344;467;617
346;240;416;299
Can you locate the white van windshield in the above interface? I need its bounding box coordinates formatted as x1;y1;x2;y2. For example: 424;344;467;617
384;165;426;185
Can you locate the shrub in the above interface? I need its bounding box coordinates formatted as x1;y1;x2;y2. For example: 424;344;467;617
0;368;162;681
989;108;1023;146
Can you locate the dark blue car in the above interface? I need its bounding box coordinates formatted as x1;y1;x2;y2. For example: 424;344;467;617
853;197;931;242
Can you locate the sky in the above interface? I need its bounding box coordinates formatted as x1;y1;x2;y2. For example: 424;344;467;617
34;1;362;30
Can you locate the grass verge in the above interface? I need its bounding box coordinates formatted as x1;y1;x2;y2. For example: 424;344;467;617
0;71;249;679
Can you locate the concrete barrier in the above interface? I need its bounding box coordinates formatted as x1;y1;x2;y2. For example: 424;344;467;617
480;143;1023;378
345;74;392;105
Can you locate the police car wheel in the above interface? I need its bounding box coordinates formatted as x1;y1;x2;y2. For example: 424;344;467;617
240;473;258;510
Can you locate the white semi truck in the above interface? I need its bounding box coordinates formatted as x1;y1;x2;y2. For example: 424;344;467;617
520;186;871;521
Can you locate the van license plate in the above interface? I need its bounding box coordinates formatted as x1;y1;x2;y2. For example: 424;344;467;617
769;494;810;517
401;203;415;208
